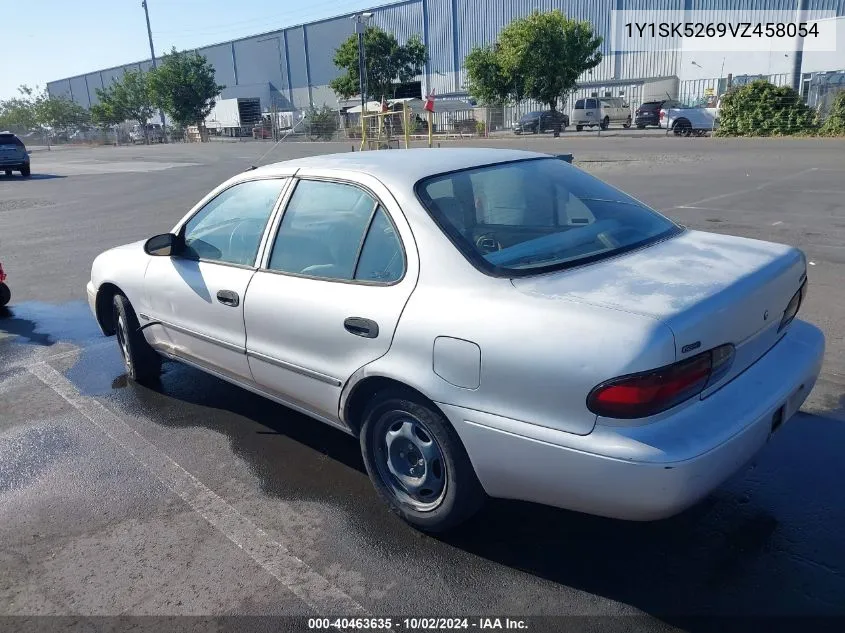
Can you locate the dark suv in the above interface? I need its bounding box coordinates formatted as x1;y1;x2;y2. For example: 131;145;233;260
513;110;569;135
635;100;681;129
0;132;31;177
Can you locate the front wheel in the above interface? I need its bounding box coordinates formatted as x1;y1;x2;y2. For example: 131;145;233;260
600;117;610;130
673;119;692;137
0;283;10;307
113;294;161;383
360;388;485;532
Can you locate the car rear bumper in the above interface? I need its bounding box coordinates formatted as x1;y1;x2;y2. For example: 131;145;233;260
439;319;824;520
0;159;28;168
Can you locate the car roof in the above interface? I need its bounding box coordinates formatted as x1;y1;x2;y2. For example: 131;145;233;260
252;147;551;189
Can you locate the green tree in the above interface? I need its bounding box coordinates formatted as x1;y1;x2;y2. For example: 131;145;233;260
716;80;815;137
95;70;156;142
330;27;428;100
819;90;845;137
149;47;225;128
465;10;602;115
36;94;90;133
0;86;40;133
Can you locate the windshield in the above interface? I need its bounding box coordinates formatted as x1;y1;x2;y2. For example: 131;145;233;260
416;158;681;277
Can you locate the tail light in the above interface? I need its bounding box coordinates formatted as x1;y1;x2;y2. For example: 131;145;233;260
587;344;735;419
659;110;665;120
0;262;5;283
778;280;807;333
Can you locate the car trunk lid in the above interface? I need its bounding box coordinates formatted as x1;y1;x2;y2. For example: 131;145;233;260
511;230;807;393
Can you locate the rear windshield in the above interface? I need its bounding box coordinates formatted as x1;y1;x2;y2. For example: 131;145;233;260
639;102;661;110
520;111;542;120
416;158;681;277
0;134;24;147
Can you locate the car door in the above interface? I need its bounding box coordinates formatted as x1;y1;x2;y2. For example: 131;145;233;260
143;177;289;381
243;174;418;426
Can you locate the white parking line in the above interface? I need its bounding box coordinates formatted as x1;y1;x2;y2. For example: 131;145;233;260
678;167;818;208
27;361;371;617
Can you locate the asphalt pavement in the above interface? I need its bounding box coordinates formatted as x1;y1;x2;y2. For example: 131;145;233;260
1;135;844;631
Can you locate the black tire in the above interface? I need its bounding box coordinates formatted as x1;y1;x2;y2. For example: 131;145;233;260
623;116;632;129
112;294;161;383
360;388;485;532
636;124;646;129
600;116;610;130
0;283;10;307
3;170;11;176
673;119;692;137
20;164;31;177
575;125;583;132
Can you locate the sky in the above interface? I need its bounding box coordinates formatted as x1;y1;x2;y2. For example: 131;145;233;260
0;0;382;100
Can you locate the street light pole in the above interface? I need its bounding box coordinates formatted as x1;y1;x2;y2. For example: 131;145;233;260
141;0;168;139
353;13;373;113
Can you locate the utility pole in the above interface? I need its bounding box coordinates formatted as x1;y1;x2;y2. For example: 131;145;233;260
141;0;168;140
353;13;373;115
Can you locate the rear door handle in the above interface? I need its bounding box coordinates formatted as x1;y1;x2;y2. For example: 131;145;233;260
344;317;379;339
216;289;240;307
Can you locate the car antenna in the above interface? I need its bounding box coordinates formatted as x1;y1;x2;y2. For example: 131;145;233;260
247;111;308;172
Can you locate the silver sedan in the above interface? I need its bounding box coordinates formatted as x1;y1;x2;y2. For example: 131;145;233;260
87;148;824;531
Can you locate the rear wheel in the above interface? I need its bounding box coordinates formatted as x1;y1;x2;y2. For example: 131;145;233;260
20;164;30;177
3;170;10;176
360;388;485;532
623;116;632;129
575;125;583;132
673;119;692;137
0;283;10;307
636;124;646;130
600;116;610;130
112;294;161;383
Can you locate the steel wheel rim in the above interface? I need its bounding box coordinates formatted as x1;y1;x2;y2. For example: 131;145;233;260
116;313;131;370
374;412;447;512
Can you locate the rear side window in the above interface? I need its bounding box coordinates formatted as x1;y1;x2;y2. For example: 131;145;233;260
586;98;598;109
574;99;585;109
268;180;404;283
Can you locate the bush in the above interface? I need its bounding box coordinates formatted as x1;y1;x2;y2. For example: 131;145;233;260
819;90;845;137
476;119;487;136
716;80;815;137
305;106;338;141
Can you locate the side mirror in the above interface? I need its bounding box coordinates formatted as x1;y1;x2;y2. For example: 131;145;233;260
144;233;180;257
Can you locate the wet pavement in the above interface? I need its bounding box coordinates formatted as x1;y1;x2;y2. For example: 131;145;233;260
1;138;844;629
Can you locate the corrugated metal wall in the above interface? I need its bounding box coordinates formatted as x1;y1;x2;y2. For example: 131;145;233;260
46;0;845;112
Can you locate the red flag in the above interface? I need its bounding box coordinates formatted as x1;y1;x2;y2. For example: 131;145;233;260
380;96;389;113
424;89;435;113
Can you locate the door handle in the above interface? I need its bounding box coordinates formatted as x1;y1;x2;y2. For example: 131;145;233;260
344;317;379;339
216;289;240;307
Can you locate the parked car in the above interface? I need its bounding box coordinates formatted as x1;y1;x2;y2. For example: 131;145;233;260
130;123;165;144
635;100;684;129
659;101;720;136
513;110;568;134
0;131;31;177
572;97;631;131
88;148;823;532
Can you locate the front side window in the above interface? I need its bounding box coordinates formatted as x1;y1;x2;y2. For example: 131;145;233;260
416;158;680;277
268;179;404;283
181;178;286;266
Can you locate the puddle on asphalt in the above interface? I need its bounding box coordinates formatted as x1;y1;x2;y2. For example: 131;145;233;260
0;300;101;347
0;300;129;396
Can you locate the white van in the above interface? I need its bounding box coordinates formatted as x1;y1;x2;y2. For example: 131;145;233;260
572;97;632;131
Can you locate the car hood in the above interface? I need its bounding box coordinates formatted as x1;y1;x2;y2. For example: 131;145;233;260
512;230;806;377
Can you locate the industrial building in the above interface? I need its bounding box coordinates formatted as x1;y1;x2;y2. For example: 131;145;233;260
47;0;845;125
